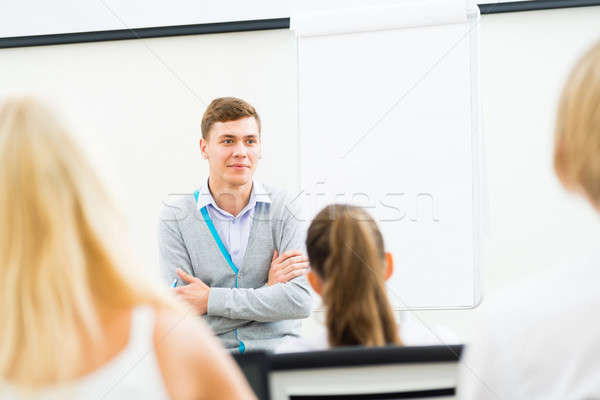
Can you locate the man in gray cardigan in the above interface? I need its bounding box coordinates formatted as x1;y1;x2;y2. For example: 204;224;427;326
158;97;312;352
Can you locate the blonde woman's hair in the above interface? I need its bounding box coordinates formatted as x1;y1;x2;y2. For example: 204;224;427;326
554;40;600;204
0;98;177;388
305;204;401;348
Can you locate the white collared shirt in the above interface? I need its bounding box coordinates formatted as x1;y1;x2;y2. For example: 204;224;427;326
196;180;271;268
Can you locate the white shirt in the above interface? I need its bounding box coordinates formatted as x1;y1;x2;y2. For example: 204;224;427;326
0;307;170;400
196;179;271;268
458;252;600;400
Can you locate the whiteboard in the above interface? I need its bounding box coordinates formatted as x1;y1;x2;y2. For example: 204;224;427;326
294;2;482;309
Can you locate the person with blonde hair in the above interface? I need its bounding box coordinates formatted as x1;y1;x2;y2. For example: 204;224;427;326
458;40;600;399
0;98;255;399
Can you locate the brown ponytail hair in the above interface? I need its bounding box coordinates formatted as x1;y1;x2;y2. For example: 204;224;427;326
306;204;401;347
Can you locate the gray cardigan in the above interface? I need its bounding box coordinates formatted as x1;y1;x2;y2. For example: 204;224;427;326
157;184;312;352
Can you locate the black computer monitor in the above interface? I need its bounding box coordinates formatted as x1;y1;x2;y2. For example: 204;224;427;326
232;351;271;400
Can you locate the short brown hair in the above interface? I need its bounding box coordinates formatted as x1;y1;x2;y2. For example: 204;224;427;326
554;41;600;205
201;97;261;139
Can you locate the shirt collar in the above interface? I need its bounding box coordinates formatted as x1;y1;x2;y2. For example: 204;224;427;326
196;179;271;215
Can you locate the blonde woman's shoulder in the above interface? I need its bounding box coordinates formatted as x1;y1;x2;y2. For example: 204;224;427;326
153;308;256;400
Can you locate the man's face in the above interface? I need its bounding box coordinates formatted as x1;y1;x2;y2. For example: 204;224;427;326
200;117;261;187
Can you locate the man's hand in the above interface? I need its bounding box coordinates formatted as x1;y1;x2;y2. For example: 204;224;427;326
174;268;210;315
268;250;309;286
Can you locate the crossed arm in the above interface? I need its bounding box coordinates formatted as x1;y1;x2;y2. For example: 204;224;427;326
173;250;310;321
158;209;312;323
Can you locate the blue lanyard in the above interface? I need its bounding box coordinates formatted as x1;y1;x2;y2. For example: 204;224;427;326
195;190;246;353
199;206;239;277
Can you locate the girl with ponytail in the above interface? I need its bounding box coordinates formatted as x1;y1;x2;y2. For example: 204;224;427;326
306;204;400;347
277;204;458;352
277;204;408;352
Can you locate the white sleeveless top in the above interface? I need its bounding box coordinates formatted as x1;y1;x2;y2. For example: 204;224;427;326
1;306;170;400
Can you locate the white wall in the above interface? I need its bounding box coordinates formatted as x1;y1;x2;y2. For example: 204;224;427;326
0;28;299;286
1;5;599;343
